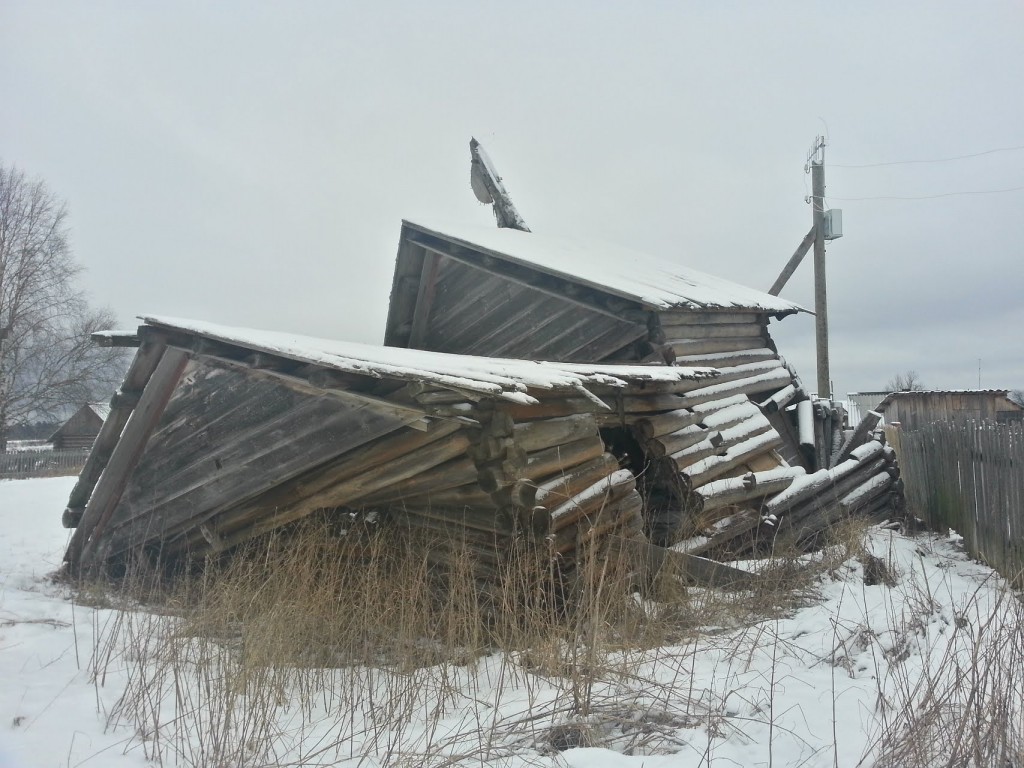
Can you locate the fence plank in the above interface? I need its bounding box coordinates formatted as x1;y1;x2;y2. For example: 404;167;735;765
889;421;1023;586
0;450;90;480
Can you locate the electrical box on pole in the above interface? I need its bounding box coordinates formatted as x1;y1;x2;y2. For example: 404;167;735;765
823;209;843;240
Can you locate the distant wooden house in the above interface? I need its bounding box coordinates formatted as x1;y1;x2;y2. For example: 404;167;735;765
49;403;111;451
62;221;904;582
877;390;1024;430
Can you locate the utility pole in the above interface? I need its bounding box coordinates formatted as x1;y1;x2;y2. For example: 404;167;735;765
809;137;830;401
768;136;840;400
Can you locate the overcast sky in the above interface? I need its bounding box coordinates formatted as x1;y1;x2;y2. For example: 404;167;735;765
2;2;1022;396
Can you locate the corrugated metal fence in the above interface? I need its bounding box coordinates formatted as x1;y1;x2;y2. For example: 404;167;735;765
888;421;1023;585
0;449;90;480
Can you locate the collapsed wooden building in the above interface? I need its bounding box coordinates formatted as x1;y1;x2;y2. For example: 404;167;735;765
62;219;904;584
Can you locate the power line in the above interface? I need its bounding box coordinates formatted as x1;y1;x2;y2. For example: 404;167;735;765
827;186;1024;202
832;144;1024;168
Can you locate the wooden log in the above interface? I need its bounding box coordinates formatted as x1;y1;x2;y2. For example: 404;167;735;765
764;445;886;517
708;415;770;450
797;399;815;451
66;336;168;513
486;411;516;437
697;401;763;431
548;469;637;531
549;492;644;555
660;323;766;340
668;338;768;357
759;384;798;414
201;353;434;430
673;347;777;369
353;455;478;505
675;413;771;463
632;409;701;440
833;410;882;465
684;431;785;488
501;397;606;422
675;367;793;409
840;471;896;513
205;430;474;551
533;454;621;509
512;413;598;452
413;390;481;405
69;348;189;572
523;436;606;482
168;420;466;549
646;424;713;459
698;467;805;512
656;310;765;326
679;509;762;558
787;473;895;541
611;534;758;590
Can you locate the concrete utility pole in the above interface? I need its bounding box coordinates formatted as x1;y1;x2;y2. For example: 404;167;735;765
809;138;830;400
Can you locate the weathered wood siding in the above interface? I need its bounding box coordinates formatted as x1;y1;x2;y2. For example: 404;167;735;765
388;245;651;362
883;392;1024;430
88;358;412;565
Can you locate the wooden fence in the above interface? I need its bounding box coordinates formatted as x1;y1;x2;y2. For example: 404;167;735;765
0;449;90;480
888;421;1023;585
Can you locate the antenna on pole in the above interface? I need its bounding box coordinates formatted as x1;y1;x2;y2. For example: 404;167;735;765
469;138;531;232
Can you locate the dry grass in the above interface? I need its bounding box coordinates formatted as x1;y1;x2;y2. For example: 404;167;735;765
80;512;1024;767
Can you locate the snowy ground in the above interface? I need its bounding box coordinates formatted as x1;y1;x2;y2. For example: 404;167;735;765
1;477;1019;767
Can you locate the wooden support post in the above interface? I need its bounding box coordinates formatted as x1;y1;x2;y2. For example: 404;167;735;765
68;348;189;572
768;226;816;296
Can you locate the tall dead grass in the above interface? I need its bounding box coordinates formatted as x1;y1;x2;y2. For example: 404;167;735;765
80;512;1023;767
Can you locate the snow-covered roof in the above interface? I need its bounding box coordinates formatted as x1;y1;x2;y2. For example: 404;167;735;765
403;220;806;315
142;316;718;405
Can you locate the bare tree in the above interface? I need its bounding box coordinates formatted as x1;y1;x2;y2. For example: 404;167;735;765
886;370;926;392
0;163;129;450
1009;390;1024;408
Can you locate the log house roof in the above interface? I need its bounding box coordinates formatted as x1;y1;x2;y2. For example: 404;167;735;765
141;316;719;405
389;220;805;327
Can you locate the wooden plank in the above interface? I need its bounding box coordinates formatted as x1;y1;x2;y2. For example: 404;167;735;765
407;251;443;348
408;233;647;321
110;398;413;541
610;535;757;590
188;429;475;555
147;419;467;558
